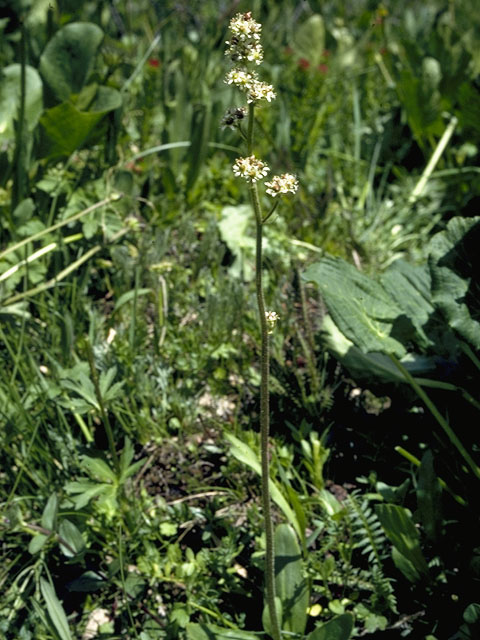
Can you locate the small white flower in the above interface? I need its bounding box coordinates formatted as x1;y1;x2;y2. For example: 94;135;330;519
246;44;264;64
247;80;276;103
265;173;299;197
265;310;280;334
229;12;262;40
226;42;264;65
225;69;256;88
233;155;270;182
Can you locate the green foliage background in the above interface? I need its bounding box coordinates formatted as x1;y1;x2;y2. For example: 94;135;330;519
1;1;479;639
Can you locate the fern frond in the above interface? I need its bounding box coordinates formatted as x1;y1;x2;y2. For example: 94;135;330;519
346;491;398;614
370;564;398;614
347;491;387;566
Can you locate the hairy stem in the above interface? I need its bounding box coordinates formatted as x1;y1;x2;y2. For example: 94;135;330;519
247;102;281;640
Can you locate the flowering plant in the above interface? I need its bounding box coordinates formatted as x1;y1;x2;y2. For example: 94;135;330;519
223;12;299;640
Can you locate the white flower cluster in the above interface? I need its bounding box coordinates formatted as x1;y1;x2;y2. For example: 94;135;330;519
225;69;276;104
225;12;263;65
247;81;276;104
224;13;275;105
233;155;270;182
265;173;299;197
224;12;298;198
225;69;256;89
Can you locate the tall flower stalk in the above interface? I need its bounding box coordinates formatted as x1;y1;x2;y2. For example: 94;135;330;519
223;13;298;640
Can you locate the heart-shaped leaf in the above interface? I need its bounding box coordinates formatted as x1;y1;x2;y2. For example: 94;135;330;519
39;22;104;101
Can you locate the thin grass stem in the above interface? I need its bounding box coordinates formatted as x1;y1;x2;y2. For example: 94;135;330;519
389;354;480;481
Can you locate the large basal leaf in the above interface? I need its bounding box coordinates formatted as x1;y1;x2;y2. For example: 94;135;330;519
321;314;436;383
429;216;480;350
39;22;104;102
39;87;121;159
303;257;410;358
375;504;428;580
380;259;435;349
0;64;43;142
274;524;309;635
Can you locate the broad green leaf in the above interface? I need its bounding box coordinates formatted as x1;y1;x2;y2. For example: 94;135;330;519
307;613;354;640
39;87;121;159
396;65;443;146
125;573;146;599
41;493;58;530
317;488;344;518
59;519;85;557
376;479;410;504
90;85;122;113
0;64;43;142
303;257;409;358
29;533;49;554
40;578;72;640
12;198;35;225
458;83;480;135
429;216;480;349
364;613;388;633
67;571;105;592
391;546;422;582
376;504;428;579
225;433;303;542
64;481;111;510
186;623;258;640
380;259;434;348
464;603;480;626
274;524;309;635
320;314;436;383
285;485;307;544
81;456;117;483
39;22;103;101
262;597;283;637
